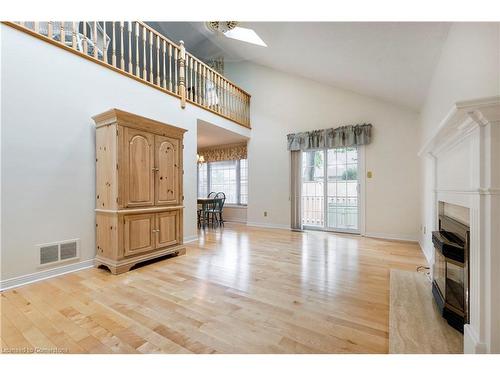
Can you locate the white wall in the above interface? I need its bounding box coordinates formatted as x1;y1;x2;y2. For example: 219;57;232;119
225;62;420;239
0;25;249;282
419;23;500;143
418;22;500;261
223;206;247;223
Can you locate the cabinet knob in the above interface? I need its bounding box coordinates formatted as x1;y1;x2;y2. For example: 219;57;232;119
152;167;159;172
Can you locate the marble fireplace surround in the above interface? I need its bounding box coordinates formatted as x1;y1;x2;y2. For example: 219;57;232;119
419;96;500;353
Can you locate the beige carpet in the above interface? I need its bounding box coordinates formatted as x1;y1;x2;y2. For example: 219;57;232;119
389;269;463;354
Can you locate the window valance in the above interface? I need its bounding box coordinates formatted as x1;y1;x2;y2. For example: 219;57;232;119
198;142;247;163
287;123;372;151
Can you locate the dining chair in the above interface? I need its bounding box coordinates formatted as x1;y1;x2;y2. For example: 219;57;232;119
198;193;217;229
197;200;207;229
197;207;203;228
211;192;226;227
204;198;218;228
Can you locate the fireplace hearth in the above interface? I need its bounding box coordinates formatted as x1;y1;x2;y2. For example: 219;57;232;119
432;214;469;333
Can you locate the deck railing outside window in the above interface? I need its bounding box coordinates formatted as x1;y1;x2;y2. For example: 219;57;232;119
5;21;251;128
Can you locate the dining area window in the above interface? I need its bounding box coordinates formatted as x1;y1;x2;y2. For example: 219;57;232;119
197;159;248;206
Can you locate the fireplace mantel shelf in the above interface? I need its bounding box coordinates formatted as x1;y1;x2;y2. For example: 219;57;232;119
418;95;500;157
434;188;500;195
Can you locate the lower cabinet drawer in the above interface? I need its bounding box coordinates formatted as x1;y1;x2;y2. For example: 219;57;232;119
122;210;181;257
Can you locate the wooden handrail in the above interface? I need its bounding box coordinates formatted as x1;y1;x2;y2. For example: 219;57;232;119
3;21;251;128
139;21;180;50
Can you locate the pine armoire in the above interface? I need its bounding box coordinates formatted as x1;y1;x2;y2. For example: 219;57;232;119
92;109;187;274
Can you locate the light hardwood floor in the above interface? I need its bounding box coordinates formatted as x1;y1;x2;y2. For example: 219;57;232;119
0;224;426;354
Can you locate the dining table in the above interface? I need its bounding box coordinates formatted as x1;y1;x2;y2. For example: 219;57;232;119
197;197;223;228
197;197;223;207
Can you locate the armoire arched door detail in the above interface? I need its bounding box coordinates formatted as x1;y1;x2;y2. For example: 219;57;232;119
155;135;180;206
124;128;155;207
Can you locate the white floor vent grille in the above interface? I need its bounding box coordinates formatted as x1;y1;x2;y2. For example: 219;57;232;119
38;239;80;266
40;245;59;264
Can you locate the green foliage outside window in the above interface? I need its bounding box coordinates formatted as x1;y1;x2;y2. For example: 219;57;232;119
341;167;357;181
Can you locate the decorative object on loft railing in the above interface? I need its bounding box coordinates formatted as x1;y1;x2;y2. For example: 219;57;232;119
286;123;373;151
197;142;247;163
3;21;251;128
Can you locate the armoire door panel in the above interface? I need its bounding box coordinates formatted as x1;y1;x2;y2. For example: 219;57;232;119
123;213;155;256
124;128;155;207
155;135;179;205
156;211;179;248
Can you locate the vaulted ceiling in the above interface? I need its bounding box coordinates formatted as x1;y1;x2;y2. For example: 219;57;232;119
148;22;450;110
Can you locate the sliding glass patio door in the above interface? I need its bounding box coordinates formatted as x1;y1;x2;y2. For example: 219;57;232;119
301;147;360;233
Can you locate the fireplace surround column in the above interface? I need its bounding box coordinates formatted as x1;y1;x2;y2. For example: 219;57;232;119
418;96;500;353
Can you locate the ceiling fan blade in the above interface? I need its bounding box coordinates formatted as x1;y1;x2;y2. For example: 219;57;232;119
224;26;267;47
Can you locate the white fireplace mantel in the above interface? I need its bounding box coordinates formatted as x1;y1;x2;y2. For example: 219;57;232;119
419;96;500;158
419;96;500;354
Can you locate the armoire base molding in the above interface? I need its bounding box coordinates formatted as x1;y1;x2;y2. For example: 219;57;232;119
95;244;186;275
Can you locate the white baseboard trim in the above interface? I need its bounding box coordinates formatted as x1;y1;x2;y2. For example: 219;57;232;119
418;239;433;266
246;221;290;230
183;235;198;244
363;232;418;242
0;259;95;291
224;219;247;224
1;236;199;291
464;324;487;353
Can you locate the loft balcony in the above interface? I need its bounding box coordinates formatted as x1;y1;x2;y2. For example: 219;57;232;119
4;21;251;129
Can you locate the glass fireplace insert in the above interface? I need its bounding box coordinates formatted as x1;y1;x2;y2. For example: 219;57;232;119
431;214;469;333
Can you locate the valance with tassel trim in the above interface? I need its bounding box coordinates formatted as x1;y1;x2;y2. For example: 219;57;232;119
198;142;247;163
287;123;372;151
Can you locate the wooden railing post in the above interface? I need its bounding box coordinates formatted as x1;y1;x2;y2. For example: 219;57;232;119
179;40;186;109
47;21;53;39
